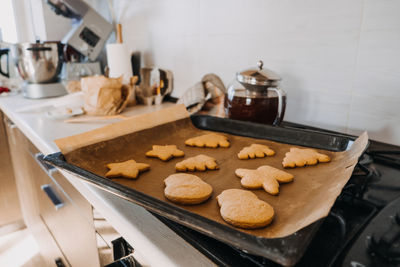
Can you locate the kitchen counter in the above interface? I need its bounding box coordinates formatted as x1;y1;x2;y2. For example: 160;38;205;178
0;93;214;267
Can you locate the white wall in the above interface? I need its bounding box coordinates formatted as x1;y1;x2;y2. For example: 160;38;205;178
108;0;400;145
22;0;400;145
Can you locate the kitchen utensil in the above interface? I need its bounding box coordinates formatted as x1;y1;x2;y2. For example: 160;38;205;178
10;42;63;83
44;114;366;266
64;114;128;123
45;106;84;120
136;67;173;103
0;48;10;78
0;41;67;98
130;52;141;84
224;60;286;125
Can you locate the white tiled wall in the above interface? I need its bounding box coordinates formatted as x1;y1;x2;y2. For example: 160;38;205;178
47;0;400;145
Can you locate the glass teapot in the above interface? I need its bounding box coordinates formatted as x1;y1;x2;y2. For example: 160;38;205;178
224;60;286;125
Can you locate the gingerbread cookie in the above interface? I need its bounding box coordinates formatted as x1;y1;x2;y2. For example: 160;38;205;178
175;154;218;171
238;144;275;159
105;159;150;179
217;189;275;229
282;148;331;168
146;145;184;161
164;173;213;204
235;165;294;195
185;133;230;148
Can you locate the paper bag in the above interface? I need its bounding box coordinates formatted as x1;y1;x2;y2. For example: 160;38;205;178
81;75;131;116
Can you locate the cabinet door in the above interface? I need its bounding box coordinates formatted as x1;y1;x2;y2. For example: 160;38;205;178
4;118;68;267
0;112;22;226
31;152;100;267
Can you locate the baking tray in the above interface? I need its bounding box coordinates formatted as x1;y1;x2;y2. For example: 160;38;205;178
44;115;358;266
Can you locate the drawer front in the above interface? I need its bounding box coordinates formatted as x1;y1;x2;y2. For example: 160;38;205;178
32;153;100;267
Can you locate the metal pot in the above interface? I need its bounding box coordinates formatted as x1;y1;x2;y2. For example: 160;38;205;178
0;42;63;83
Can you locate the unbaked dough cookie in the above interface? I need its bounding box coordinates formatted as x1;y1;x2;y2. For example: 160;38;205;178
175;154;219;171
235;165;294;195
105;159;150;179
217;189;275;229
145;145;184;161
185;133;230;148
164;173;213;204
238;144;275;159
282;148;331;168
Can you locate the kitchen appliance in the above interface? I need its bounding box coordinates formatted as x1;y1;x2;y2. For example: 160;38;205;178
47;0;113;61
156;124;400;267
61;61;101;81
225;60;286;125
0;41;67;98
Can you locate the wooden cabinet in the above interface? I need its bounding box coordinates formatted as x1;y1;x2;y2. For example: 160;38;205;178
3;115;100;267
0;112;22;227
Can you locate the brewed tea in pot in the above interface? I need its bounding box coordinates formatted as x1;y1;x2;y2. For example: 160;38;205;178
224;60;286;125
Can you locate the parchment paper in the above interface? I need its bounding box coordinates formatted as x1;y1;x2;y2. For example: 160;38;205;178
55;104;368;238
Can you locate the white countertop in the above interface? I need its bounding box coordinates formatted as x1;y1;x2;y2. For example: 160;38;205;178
0;93;214;267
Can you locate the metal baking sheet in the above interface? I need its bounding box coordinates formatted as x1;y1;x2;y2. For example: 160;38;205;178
44;115;364;266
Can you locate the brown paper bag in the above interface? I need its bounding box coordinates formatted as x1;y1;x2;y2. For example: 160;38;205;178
81;75;131;116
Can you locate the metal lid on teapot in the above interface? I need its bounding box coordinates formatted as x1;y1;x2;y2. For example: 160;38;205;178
236;60;281;91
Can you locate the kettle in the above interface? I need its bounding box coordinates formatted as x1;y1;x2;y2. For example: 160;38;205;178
224;60;286;125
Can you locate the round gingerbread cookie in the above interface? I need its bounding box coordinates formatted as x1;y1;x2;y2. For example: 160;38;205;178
217;189;275;229
164;173;213;205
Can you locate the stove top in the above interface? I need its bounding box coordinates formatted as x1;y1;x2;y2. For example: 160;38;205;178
156;125;400;267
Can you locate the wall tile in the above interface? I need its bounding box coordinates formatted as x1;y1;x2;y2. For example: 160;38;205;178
347;94;400;145
353;0;400;98
101;0;400;145
285;90;352;133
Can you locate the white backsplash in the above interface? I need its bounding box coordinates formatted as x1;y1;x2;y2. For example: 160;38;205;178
45;0;400;145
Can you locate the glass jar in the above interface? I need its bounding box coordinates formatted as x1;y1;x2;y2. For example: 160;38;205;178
224;61;286;125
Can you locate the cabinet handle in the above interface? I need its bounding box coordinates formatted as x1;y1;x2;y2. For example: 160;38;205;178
34;153;58;176
3;117;16;129
55;258;66;267
3;117;17;145
41;184;65;210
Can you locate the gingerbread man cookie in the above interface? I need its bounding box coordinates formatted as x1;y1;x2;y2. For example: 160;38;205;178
235;165;294;195
175;154;218;171
237;144;275;159
105;159;150;179
217;189;275;229
146;145;184;161
185;133;230;148
282;148;331;168
164;173;213;204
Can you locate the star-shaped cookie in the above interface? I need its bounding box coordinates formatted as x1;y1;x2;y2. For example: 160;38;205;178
237;144;275;159
282;148;331;168
235;165;294;195
175;154;219;171
145;145;185;161
105;159;150;179
185;133;230;148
